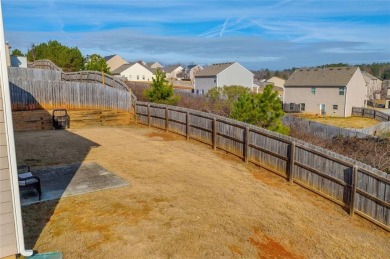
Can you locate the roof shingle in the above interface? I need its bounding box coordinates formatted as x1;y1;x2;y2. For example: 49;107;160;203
195;62;235;77
285;67;359;87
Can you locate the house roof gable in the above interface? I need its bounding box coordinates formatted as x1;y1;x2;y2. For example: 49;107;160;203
284;67;359;87
104;54;117;61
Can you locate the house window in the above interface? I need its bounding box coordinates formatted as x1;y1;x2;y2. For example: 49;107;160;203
214;77;216;83
300;103;305;111
339;87;345;95
333;105;338;110
129;75;132;79
290;103;295;110
311;87;316;94
137;75;139;80
142;75;145;80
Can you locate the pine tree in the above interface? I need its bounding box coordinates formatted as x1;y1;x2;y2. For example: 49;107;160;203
231;84;289;134
144;69;180;105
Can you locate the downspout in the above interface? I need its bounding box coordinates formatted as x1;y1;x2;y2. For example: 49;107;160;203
0;0;33;256
344;86;348;118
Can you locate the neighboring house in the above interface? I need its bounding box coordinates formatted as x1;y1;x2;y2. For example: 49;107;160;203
164;65;183;79
362;71;382;102
284;67;366;117
111;62;155;82
0;13;32;259
147;62;163;69
267;76;285;88
386;88;390;109
104;54;128;73
10;55;27;68
266;76;285;100
184;64;203;82
194;62;254;93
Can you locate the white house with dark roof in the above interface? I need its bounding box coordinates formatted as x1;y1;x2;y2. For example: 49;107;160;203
164;65;183;79
104;54;128;73
194;62;253;93
111;62;156;82
284;67;366;117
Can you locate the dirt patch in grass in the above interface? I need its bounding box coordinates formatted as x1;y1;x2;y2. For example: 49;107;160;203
294;114;379;128
16;126;390;258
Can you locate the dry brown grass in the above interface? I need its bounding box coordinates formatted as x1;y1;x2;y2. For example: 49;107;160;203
293;114;379;128
16;126;390;258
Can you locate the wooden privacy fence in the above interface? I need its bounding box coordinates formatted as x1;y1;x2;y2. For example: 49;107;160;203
136;101;390;231
352;107;390;122
9;78;132;112
282;115;370;139
26;60;130;92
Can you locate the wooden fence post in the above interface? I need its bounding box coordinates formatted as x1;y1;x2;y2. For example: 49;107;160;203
288;142;296;183
244;127;250;163
362;108;365;118
373;110;376;120
186;111;190;140
165;107;169;132
147;104;151;127
350;165;358;216
134;102;138;124
212;117;217;150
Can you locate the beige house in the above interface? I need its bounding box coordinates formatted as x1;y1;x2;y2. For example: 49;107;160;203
0;5;32;258
111;62;155;82
147;62;163;69
104;54;128;73
284;67;366;117
267;76;285;88
184;64;203;82
386;88;390;109
362;71;382;102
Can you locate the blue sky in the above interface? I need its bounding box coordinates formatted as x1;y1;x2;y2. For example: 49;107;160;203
3;0;390;70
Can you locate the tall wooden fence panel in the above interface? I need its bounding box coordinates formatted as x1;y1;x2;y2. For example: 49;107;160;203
136;101;390;231
352;107;390;122
9;78;132;112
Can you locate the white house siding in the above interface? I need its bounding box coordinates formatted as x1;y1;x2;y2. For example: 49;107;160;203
284;87;347;117
120;63;154;82
0;80;18;259
10;56;27;68
194;77;217;92
217;63;253;88
345;69;367;116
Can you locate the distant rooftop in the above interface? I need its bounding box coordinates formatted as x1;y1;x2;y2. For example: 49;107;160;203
195;62;235;77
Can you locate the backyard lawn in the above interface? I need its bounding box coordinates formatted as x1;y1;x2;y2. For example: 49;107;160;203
293;114;379;128
15;126;390;258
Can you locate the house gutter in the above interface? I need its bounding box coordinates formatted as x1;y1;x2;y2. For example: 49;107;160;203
0;0;33;256
344;86;348;118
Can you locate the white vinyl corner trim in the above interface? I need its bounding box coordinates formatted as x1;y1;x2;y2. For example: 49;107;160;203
0;0;33;256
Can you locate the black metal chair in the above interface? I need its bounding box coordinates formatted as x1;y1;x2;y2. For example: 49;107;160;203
52;109;70;129
18;165;41;200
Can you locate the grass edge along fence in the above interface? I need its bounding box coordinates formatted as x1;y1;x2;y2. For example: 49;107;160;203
136;101;390;231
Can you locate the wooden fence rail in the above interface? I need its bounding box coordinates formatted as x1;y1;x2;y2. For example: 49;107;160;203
136;101;390;231
27;59;132;93
352;107;390;122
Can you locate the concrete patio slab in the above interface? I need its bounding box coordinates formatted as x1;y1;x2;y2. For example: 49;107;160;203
20;162;129;206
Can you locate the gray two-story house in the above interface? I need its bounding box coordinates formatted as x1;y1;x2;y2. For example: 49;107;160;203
194;62;253;93
284;67;366;117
